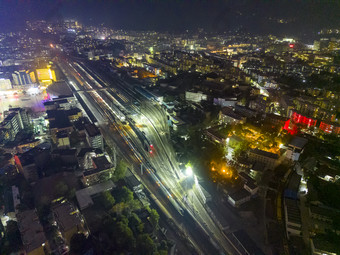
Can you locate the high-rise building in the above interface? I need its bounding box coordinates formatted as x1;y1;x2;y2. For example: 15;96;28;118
12;71;32;85
0;78;12;90
0;108;31;141
1;112;21;141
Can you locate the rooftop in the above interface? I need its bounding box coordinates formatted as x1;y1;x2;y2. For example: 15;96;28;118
126;174;141;189
77;147;103;158
229;188;251;201
284;198;302;225
310;205;337;219
266;113;290;121
288;136;308;149
51;201;82;232
76;180;115;210
251;162;267;172
2;112;17;125
47;110;72;129
17;209;47;253
92;156;112;170
84;123;101;137
66;108;82;116
220;107;244;121
47;81;72;97
249;148;279;160
286;172;301;193
56;130;69;138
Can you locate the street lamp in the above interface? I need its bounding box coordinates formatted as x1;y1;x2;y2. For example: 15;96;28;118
185;166;193;176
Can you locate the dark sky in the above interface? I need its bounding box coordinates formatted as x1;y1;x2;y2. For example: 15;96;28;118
1;0;340;36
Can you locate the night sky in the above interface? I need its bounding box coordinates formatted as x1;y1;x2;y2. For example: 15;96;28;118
1;0;340;36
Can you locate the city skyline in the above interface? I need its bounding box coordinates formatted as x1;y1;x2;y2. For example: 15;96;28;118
1;0;340;37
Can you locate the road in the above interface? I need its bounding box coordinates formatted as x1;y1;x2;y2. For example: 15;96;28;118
57;57;238;254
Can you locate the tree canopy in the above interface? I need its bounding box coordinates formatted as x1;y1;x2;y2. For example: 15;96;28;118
136;234;155;255
117;186;134;203
99;191;115;210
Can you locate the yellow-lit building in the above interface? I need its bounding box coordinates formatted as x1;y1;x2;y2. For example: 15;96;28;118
36;65;56;86
29;71;37;83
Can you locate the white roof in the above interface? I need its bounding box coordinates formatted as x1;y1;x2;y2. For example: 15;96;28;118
76;180;115;210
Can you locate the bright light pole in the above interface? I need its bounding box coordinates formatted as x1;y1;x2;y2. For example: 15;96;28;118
185;165;193;177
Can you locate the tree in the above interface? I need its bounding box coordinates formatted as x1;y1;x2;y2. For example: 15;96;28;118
233;141;249;158
332;213;340;232
149;209;160;231
99;191;115;210
128;213;144;234
66;188;76;201
70;233;87;255
55;181;68;198
114;221;135;250
117;186;134;203
136;234;155;255
114;159;128;180
5;220;22;252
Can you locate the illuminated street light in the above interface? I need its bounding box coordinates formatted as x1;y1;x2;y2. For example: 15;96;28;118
186;166;193;176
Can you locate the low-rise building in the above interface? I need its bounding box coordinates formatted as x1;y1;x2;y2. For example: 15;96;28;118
51;201;85;244
84;123;103;150
250;162;267;177
235;105;257;118
43;96;77;111
227;188;251;207
16;138;41;153
248;148;279;170
0;186;20;227
126;174;143;192
213;97;238;107
286;136;308;161
319;121;340;135
284;172;301;200
17;209;49;255
185;91;207;103
77;147;103;169
14;154;38;183
76;180;116;210
265;113;290;127
82;156;114;185
284;198;302;237
310;237;337;255
219;107;246;125
47;110;74;143
66;108;83;121
205;128;227;144
56;130;70;148
238;172;259;196
51;148;78;165
309;205;336;223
